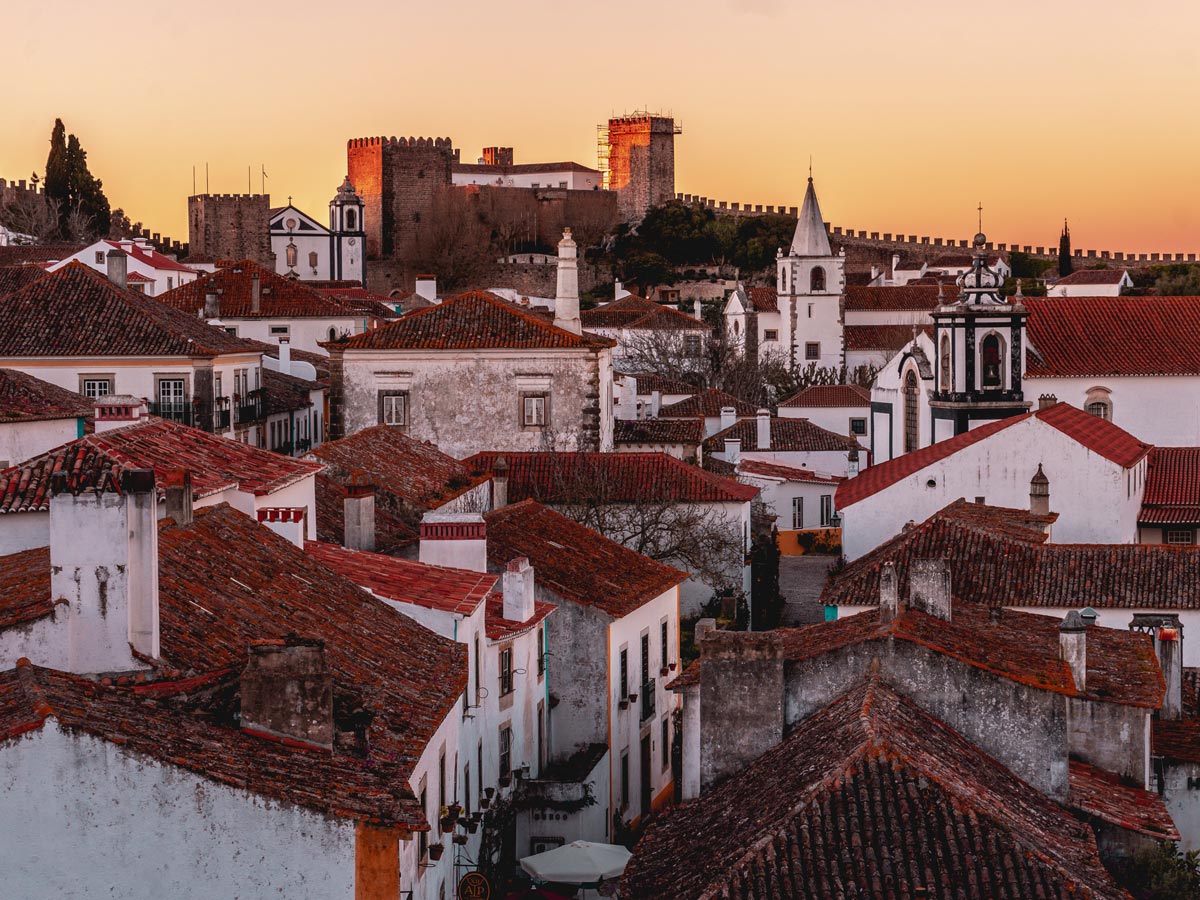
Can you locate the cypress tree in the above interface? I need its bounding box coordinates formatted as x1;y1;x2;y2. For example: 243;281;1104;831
43;119;69;235
1058;219;1073;277
41;119;110;240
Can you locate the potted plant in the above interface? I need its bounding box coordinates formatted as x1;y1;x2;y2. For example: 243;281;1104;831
480;796;491;810
660;665;669;677
499;774;512;788
453;833;468;845
619;698;629;710
465;818;479;834
428;844;444;861
669;661;677;671
628;692;638;703
484;787;495;800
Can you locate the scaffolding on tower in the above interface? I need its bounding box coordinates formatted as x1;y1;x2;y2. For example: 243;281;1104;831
596;123;611;191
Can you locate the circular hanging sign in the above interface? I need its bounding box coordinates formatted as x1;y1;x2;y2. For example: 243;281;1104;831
458;872;490;900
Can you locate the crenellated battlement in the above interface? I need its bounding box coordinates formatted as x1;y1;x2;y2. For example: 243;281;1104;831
347;136;454;150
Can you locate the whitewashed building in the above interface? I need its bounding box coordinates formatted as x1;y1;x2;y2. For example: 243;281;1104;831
268;178;365;285
47;238;199;296
0;368;90;467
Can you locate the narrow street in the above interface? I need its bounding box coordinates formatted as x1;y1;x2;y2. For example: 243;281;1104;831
778;554;836;626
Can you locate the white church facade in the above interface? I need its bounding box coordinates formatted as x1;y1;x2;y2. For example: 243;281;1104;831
269;177;365;285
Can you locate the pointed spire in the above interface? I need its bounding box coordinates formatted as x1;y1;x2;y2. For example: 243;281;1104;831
790;174;832;257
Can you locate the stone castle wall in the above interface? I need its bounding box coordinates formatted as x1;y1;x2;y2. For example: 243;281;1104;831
188;194;273;267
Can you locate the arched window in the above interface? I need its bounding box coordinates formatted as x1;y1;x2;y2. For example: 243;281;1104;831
810;266;826;293
903;370;920;454
308;251;319;270
285;241;297;269
781;268;788;293
328;327;338;341
346;208;357;230
939;334;951;392
733;319;740;336
1085;387;1113;421
981;333;1004;389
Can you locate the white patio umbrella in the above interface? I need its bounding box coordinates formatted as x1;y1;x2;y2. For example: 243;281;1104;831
520;840;632;885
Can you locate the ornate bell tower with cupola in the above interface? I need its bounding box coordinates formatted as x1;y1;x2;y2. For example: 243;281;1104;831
329;176;365;285
776;175;844;370
928;229;1031;443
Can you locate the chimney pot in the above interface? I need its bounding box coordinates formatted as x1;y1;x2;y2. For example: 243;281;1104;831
1030;463;1051;516
105;248;128;290
1038;394;1058;410
650;390;662;418
343;477;375;552
756;408;771;450
719;406;737;433
492;456;508;510
419;512;487;572
502;557;536;623
203;288;220;318
414;275;438;302
240;637;333;751
724;438;741;464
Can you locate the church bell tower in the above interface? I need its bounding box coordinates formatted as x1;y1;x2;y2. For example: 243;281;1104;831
329;176;365;285
776;175;844;370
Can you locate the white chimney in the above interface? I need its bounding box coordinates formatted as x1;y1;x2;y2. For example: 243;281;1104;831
415;275;438;302
502;557;536;623
614;280;623;300
724;438;741;464
258;507;307;548
1059;611;1087;691
719;406;737;432
277;337;292;377
93;395;149;433
693;298;702;321
343;481;375;552
105;248;128;290
617;377;637;422
250;272;261;314
203;287;220;318
848;448;860;478
50;468;158;673
492;456;508;511
553;228;581;335
419;512;487;573
756;408;770;450
651;390;662;418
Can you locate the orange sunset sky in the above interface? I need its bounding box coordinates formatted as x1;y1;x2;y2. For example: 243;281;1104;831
3;0;1199;254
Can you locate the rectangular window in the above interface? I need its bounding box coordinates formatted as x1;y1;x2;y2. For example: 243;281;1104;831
536;628;545;677
807;303;814;318
1166;529;1196;545
464;763;471;816
661;716;670;770
763;329;779;342
380;391;407;427
418;788;428;859
474;636;481;704
805;342;820;361
849;417;867;436
94;251;105;265
167;277;173;290
619;648;629;700
558;181;567;188
269;324;290;337
620;752;630;810
214;373;222;399
685;335;702;357
792;496;804;530
82;378;112;399
820;494;833;527
660;621;669;670
438;750;446;827
499;726;512;780
523;394;547;427
499;647;514;696
640;633;650;688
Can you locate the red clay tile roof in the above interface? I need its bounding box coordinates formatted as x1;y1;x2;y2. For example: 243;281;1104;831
330;290;615;351
0;418;322;513
0;243;86;267
0;546;54;629
674;600;1162;707
158;260;364;319
314;474;417;553
1052;269;1129;286
625;677;1129;900
704;417;863;453
779;384;870;408
464;451;759;504
618;373;698;396
484;594;556;641
261;367;319;416
745;286;777;313
843;323;932;351
843;284;944;312
823;498;1200;612
1069;759;1178;840
0;264;263;358
483;500;687;618
0;265;49;297
314;285;401;320
0;368;91;423
1027;296;1200;377
614;418;705;445
0;660;422;827
100;240;196;274
581;295;708;331
1153;718;1200;763
123;271;153;283
836;403;1149;508
453;160;599;176
305;541;496;616
737;459;844;485
1141;447;1200;524
658;389;756;418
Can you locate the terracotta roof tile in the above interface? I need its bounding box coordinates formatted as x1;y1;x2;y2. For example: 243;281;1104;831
483;594;556;641
618;373;698;396
614;418;705;446
581;295;708;332
464;451;759;504
0;418;322;513
704;417;863;453
836;403;1149;508
625;677;1129;900
778;384;870;409
0;368;91;424
0;265;49;297
1069;759;1178;839
843;323;932;351
158;260;367;319
0;243;86;267
483;500;687;618
1140;447;1200;524
745;286;777;313
260;368;319;416
1052;269;1129;286
737;459;844;484
1027;296;1200;377
0;546;54;629
1154;718;1200;763
331;290;615;351
658;389;756;418
843;284;944;312
0;264;263;358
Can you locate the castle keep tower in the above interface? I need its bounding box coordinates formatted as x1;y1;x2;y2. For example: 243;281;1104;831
603;113;679;223
187;194;274;268
346;136;458;259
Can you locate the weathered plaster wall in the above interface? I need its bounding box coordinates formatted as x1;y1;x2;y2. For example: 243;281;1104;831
0;418;79;469
1067;698;1150;786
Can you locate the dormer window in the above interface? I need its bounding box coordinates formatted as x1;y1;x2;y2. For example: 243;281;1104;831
1085;387;1113;421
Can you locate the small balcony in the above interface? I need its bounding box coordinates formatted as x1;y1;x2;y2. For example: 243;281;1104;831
234;390;265;425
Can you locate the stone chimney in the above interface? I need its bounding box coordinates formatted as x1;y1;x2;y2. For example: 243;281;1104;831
343;478;375;552
756;409;770;450
164;469;193;525
848;447;861;478
650;390;662;418
879;561;899;624
240;637;333;751
908;558;951;622
724;438;741;464
250;272;261;314
502;557;535;623
699;630;785;791
50;468;158;673
1059;611;1087;692
105;248;128;290
553;228;581;336
1030;464;1050;516
93;395;149;433
203;288;220;318
719;406;737;432
258;507;307;548
1131;614;1184;719
419;512;487;573
491;456;508;511
1038;394;1058;410
415;275;437;302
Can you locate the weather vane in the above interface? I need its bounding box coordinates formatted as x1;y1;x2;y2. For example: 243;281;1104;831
978;202;983;232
